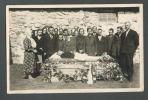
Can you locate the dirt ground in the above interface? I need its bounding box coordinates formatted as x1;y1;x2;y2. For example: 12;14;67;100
9;63;140;90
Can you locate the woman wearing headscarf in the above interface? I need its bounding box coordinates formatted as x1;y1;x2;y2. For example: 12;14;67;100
23;27;37;79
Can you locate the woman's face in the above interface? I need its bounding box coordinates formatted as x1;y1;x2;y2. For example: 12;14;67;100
59;29;63;34
54;28;58;34
59;35;63;40
80;29;84;35
64;30;68;35
43;28;47;34
87;29;92;35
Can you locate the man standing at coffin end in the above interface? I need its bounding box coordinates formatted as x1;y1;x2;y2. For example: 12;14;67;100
120;22;139;81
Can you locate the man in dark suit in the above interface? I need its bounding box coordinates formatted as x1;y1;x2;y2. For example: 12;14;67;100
95;28;107;56
85;28;96;56
120;22;139;81
76;28;86;53
42;26;55;60
106;28;114;56
111;26;122;61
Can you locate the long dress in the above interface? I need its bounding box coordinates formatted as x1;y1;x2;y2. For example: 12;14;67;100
23;36;36;76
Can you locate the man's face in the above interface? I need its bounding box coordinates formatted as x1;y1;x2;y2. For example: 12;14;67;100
87;29;92;34
43;28;47;34
93;27;97;33
109;30;113;35
80;29;84;35
97;29;102;36
38;30;42;35
125;22;131;30
117;28;121;33
48;28;54;35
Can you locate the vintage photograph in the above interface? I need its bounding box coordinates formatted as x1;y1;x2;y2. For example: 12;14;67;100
6;4;144;94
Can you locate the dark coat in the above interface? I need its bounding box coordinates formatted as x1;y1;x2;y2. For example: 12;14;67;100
120;29;139;81
76;35;85;53
53;34;59;52
106;34;114;55
63;36;76;53
111;33;121;58
95;36;107;56
120;29;139;54
58;38;64;51
85;35;96;56
42;33;55;58
36;36;44;54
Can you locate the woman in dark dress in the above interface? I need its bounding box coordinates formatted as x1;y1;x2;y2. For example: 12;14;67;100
23;29;37;79
85;28;96;56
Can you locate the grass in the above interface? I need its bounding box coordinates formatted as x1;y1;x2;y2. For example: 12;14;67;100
9;63;140;90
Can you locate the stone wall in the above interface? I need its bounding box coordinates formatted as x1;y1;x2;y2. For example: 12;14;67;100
8;10;140;64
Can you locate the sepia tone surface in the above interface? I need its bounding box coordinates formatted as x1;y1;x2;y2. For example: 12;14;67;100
7;4;144;94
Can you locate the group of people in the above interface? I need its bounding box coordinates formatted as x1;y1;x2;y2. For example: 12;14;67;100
23;22;139;82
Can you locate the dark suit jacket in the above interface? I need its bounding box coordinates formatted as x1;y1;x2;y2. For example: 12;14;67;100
76;35;86;52
106;34;114;54
111;33;121;57
63;36;76;53
36;36;44;54
85;35;96;56
53;34;59;52
42;33;55;55
120;29;139;54
58;39;64;51
95;36;107;56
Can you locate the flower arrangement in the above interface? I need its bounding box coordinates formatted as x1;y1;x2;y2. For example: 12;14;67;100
41;54;124;83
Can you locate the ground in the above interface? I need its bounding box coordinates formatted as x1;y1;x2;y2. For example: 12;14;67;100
9;63;140;90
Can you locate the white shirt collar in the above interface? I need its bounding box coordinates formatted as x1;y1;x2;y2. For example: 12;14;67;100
126;29;130;36
98;36;102;41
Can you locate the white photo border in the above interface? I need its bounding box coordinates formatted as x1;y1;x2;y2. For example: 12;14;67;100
6;4;144;94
